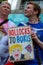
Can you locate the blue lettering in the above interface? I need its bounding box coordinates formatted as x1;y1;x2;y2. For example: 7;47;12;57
16;35;31;43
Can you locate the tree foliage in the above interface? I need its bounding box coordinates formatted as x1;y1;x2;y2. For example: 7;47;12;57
0;0;6;3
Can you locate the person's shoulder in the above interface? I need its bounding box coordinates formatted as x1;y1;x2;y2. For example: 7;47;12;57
39;21;43;24
39;21;43;27
18;22;27;26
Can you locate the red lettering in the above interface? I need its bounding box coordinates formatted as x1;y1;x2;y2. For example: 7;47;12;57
8;26;31;36
25;28;30;34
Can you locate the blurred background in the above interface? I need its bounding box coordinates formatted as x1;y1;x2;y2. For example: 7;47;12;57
0;0;43;13
0;0;43;25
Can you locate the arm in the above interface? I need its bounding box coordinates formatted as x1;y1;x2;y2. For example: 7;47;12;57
0;35;9;64
31;32;43;49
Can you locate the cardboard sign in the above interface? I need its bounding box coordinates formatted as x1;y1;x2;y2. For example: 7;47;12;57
8;26;34;62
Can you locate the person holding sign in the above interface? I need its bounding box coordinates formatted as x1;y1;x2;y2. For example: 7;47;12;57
5;2;43;65
18;2;43;65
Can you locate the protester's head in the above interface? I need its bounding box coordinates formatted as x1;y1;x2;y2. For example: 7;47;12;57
24;2;41;18
0;1;11;16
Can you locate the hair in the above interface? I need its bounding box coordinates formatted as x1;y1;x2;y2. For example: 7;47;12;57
1;1;11;8
27;2;41;17
0;1;11;15
9;44;22;54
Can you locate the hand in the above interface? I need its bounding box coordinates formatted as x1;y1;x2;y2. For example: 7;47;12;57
31;31;38;42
